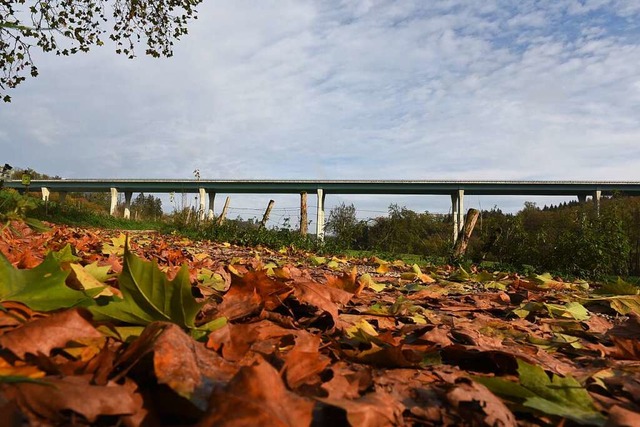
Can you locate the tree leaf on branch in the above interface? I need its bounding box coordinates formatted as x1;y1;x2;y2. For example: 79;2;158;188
1;0;203;101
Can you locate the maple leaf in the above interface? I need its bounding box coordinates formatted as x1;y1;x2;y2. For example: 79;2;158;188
475;359;606;426
89;245;203;328
0;251;96;311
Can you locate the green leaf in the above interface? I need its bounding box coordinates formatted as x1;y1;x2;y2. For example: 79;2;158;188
475;359;606;426
83;262;113;283
359;273;387;292
586;295;640;316
51;244;81;263
595;278;639;296
607;295;640;315
309;256;326;266
89;245;203;328
0;252;95;311
23;217;51;232
101;233;127;255
545;302;590;321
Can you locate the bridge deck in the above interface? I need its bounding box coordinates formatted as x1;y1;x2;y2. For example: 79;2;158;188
4;179;634;241
5;179;640;196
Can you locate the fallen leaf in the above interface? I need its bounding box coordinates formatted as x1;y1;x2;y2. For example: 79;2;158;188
475;359;607;426
90;245;203;328
198;357;314;427
446;378;517;427
0;251;96;311
0;308;102;359
3;376;143;425
317;391;404;427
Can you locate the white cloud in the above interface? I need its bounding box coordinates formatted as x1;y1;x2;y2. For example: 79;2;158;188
1;0;640;218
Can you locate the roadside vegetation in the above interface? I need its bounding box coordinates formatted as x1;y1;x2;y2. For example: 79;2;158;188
3;168;640;280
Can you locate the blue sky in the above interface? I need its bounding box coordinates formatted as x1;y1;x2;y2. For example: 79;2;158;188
2;0;640;223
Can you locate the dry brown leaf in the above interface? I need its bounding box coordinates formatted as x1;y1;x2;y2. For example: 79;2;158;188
0;309;102;359
326;266;362;294
446;379;517;427
207;319;298;362
217;270;293;320
152;323;236;399
198;357;314;427
318;391;404;427
282;333;331;389
292;280;353;329
3;376;144;425
605;405;640;427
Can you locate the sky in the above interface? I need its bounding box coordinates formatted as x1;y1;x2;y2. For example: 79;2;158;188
2;0;640;224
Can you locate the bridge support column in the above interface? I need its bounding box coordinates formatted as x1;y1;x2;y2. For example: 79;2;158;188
593;190;601;215
123;192;132;219
41;187;50;202
198;188;206;221
316;189;326;242
58;192;67;204
207;191;216;220
578;194;587;203
451;189;464;242
110;188;118;216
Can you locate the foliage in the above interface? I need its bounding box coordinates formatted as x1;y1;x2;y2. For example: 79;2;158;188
0;248;96;311
130;192;163;220
325;202;367;249
90;244;203;328
0;189;49;232
475;359;606;426
0;0;202;101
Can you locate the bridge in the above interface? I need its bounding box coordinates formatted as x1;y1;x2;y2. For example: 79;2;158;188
5;179;640;241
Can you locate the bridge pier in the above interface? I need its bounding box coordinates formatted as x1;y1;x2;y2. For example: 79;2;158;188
578;191;602;214
316;189;325;241
59;191;67;204
198;188;206;221
123;192;132;219
110;188;118;216
451;189;465;242
207;191;216;220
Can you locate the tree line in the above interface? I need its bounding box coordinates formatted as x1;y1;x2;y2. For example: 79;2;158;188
326;195;640;278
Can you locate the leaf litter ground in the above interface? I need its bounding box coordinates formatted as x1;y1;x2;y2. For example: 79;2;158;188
0;221;639;426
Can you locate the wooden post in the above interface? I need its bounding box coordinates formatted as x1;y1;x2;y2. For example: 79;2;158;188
300;192;308;236
260;200;275;229
452;208;480;258
216;197;231;225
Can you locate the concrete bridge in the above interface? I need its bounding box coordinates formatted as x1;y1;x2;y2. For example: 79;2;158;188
6;179;640;241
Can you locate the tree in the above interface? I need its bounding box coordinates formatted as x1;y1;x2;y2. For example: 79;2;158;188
131;192;162;220
1;0;202;101
326;203;363;247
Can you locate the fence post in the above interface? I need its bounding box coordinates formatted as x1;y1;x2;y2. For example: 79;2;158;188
217;197;231;225
300;192;308;236
260;200;275;229
453;208;480;258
